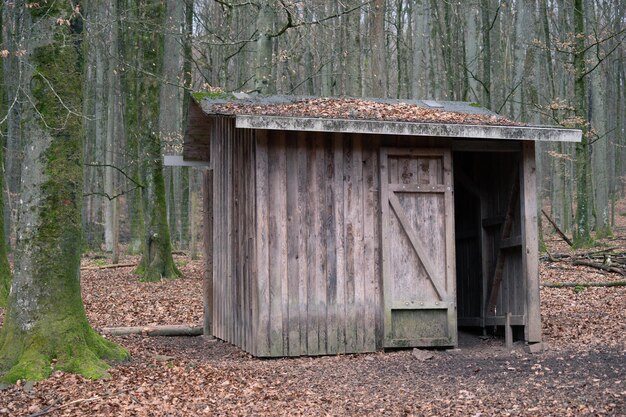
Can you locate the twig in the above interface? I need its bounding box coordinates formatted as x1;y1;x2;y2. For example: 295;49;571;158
26;396;101;417
80;262;137;271
542;281;626;288
25;398;64;417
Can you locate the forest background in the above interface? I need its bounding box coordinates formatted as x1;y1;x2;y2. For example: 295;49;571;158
0;0;624;405
1;0;625;266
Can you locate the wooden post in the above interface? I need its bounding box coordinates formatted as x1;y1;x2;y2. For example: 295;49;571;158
203;169;214;337
521;141;541;343
505;312;513;348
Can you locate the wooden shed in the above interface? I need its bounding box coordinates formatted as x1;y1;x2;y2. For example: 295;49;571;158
184;96;581;357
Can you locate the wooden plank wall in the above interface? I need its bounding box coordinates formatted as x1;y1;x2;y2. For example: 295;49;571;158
255;131;383;356
210;122;535;355
211;116;257;353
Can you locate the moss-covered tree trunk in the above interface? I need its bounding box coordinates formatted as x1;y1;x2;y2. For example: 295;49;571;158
0;2;127;383
135;0;180;281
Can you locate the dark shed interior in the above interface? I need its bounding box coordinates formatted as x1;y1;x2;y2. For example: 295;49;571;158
453;151;525;337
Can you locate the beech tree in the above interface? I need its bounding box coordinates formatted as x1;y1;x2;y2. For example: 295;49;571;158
0;1;127;382
130;0;181;281
0;3;10;307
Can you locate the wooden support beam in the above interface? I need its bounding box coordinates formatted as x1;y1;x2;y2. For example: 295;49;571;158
499;235;522;249
482;215;505;228
505;312;513;348
521;141;541;343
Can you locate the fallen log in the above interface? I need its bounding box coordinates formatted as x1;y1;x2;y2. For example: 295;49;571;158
80;262;137;271
542;281;626;288
572;260;625;275
541;209;573;247
99;324;204;337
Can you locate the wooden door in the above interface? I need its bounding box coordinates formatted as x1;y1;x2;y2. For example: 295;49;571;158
380;148;457;348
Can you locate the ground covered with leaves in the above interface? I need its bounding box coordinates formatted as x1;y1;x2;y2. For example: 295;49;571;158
0;242;624;416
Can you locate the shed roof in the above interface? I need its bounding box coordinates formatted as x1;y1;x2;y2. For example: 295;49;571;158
184;95;581;161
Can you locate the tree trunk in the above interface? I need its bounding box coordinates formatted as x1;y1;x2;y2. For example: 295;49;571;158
370;0;387;98
573;0;592;246
0;3;127;383
587;1;610;237
344;0;361;96
255;2;275;94
411;0;431;99
480;0;493;109
136;0;181;281
0;3;10;307
103;0;118;253
119;0;144;255
3;1;24;250
464;2;480;102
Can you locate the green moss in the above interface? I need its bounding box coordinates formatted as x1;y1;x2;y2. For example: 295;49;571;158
0;316;128;384
469;102;482;107
191;91;235;102
0;2;128;385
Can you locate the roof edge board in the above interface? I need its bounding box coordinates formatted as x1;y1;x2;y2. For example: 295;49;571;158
235;115;582;143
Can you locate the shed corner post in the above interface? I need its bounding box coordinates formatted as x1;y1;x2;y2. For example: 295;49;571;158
521;141;541;343
203;168;214;337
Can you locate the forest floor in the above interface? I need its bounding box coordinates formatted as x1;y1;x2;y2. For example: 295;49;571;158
0;226;625;415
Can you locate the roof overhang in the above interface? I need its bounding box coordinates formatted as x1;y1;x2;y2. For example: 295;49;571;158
235;115;582;143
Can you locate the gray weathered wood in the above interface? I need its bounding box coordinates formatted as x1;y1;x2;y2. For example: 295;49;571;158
381;148;456;348
255;130;270;356
521;141;541;343
236;115;582;142
296;132;309;354
203;169;213;336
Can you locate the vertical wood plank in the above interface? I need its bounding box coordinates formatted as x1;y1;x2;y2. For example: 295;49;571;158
297;132;309;354
333;133;346;353
227;119;233;343
343;135;356;353
255;130;270;356
268;130;287;356
214;118;222;341
443;150;458;346
203;171;213;336
315;136;328;353
352;135;365;352
325;134;338;354
286;135;301;356
379;148;392;346
362;137;378;351
306;135;319;355
372;136;383;350
521;141;541;342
